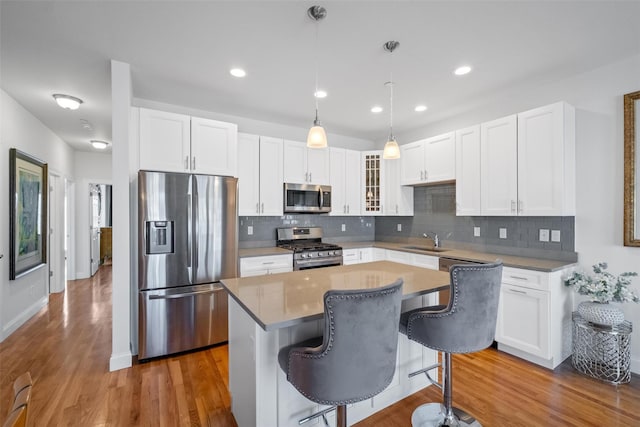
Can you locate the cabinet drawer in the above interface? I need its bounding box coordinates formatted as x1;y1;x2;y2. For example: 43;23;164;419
502;267;548;291
386;250;412;265
240;255;292;276
343;249;359;265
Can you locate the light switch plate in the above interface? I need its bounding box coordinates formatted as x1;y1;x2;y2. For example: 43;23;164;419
247;225;253;235
397;223;402;232
539;229;550;242
341;224;346;232
551;230;561;242
473;227;481;237
499;228;507;239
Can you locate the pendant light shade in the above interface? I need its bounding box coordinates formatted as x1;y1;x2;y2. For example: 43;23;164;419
382;41;401;160
307;5;328;149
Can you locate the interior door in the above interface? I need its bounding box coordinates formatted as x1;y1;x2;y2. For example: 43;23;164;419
89;184;101;276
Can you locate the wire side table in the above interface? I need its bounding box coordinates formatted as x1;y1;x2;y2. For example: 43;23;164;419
572;312;632;385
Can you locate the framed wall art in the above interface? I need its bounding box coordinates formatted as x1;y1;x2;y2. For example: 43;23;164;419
9;148;48;280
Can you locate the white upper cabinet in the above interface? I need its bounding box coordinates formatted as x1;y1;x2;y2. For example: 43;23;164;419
330;148;361;216
362;151;385;215
139;108;190;173
455;125;481;216
190;117;238;176
517;102;575;216
385;157;413;216
139;108;238;176
480;114;518;216
238;133;283;216
283;140;330;185
400;132;455;185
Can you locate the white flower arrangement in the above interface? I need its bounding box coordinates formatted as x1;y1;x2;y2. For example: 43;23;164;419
564;262;639;304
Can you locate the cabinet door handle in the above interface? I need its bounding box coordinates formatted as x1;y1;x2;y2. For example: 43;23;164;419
420;171;424;180
509;275;529;281
261;261;275;265
424;170;428;181
192;157;196;170
511;200;516;213
305;172;309;182
309;172;312;182
185;156;189;170
507;288;527;295
343;204;346;214
518;200;523;213
256;203;260;214
261;203;264;213
347;205;350;214
396;204;399;214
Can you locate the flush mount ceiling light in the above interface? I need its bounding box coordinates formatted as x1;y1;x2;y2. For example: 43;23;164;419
53;94;83;110
382;41;400;160
415;105;428;112
454;65;472;76
306;5;328;149
230;68;246;78
371;106;383;113
90;140;109;150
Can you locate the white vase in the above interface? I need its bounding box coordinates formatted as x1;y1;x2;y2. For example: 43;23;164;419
577;301;625;326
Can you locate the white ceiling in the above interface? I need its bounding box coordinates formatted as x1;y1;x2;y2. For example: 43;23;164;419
2;1;639;153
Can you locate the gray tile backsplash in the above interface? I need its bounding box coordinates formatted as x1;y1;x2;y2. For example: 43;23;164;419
240;183;576;261
239;215;375;248
375;183;576;260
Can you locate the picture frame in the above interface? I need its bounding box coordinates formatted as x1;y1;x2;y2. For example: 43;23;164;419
9;148;48;280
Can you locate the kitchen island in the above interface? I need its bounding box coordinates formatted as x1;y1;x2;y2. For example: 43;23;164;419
221;261;450;427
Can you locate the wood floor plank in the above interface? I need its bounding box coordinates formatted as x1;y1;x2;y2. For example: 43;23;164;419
1;265;639;426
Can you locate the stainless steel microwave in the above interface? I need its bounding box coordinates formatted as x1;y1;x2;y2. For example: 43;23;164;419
284;183;331;213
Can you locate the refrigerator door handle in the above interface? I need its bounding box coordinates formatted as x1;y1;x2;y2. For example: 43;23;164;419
193;179;199;271
187;193;192;268
149;289;218;300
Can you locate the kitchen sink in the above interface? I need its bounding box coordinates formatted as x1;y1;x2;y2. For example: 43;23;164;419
402;245;450;253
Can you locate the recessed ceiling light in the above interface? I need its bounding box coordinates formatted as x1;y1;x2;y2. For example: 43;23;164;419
53;94;83;110
90;140;109;150
229;68;246;78
454;66;472;76
371;106;383;113
314;90;327;99
415;105;428;112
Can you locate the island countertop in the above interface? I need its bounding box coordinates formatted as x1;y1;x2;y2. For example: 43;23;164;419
221;261;450;331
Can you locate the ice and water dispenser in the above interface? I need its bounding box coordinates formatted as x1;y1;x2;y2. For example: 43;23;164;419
145;221;174;254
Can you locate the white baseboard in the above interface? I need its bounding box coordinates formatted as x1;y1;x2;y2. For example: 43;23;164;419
109;351;133;371
1;296;48;342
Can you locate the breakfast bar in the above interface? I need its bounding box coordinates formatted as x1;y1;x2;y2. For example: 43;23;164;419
221;261;451;427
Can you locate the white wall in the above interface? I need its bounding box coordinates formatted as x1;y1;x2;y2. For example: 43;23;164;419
0;89;75;341
74;151;112;279
396;53;640;373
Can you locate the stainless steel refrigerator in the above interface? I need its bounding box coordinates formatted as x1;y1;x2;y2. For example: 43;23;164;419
138;170;238;360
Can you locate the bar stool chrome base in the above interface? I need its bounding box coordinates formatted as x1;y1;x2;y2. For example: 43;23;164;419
411;403;481;427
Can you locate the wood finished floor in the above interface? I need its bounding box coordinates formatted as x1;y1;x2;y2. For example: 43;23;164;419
0;265;638;426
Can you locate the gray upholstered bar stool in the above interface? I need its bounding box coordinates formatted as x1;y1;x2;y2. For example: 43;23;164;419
278;279;404;427
400;261;503;427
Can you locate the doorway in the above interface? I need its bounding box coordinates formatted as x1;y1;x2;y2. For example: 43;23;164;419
89;183;112;277
49;172;68;293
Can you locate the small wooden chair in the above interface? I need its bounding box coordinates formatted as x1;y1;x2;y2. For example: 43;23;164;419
3;372;32;427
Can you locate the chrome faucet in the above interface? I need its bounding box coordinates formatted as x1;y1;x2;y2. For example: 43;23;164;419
423;232;440;248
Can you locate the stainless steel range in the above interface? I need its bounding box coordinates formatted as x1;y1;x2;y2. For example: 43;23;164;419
276;227;343;270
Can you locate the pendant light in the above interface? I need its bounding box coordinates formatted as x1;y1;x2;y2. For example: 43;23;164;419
306;5;328;149
382;41;400;160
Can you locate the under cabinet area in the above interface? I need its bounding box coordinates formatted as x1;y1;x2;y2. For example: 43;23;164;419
139;107;237;176
238;133;283;216
240;254;293;277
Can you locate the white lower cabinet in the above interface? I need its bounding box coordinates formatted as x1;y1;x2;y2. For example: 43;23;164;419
240;254;293;277
495;266;572;369
342;248;373;265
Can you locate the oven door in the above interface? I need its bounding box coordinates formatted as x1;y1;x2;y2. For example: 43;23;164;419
294;256;343;271
284;183;331;213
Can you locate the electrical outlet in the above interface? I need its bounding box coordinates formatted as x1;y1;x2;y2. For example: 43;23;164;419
473;227;481;237
551;230;561;242
247;225;253;235
397;223;402;232
499;228;507;239
539;229;550;242
341;224;346;232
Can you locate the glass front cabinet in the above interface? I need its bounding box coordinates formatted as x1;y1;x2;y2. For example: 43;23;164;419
362;151;384;215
